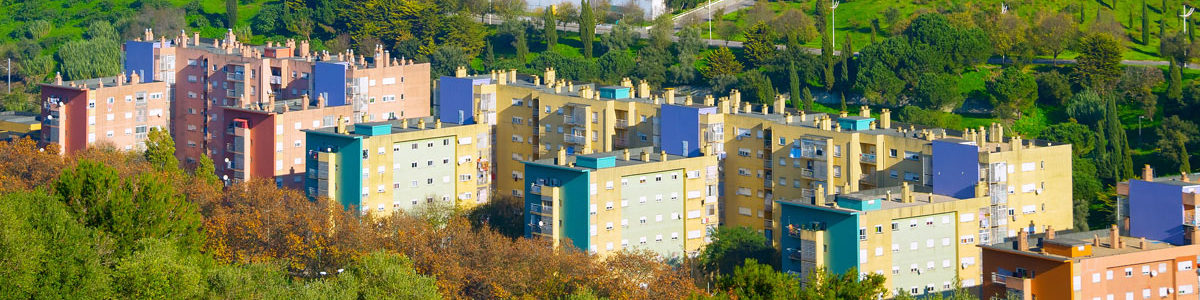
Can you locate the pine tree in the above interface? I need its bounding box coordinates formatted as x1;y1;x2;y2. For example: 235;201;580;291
515;26;529;65
817;0;834;92
580;0;595;59
144;128;178;173
195;155;219;187
1143;0;1150;44
544;5;558;49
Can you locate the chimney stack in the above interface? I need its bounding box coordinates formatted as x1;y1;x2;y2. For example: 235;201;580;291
544;68;556;86
664;88;676;105
1143;165;1155;180
335;116;347;134
1016;230;1030;251
557;147;567;166
815;185;826;205
1046;226;1055;240
1110;224;1121;249
54;72;62;85
301;94;310;110
774;94;786;114
685;95;694;106
1139;237;1147;249
623;149;630;161
880;108;891;129
435;119;442;129
417;119;426;129
902;182;913;203
637;80;650;98
660;150;668;161
317;93;326;108
860;105;871;117
455;66;467;78
730;89;742;110
704;95;715;106
640;150;650;162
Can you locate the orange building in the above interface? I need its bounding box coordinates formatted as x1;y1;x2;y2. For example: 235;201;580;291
39;72;170;154
981;226;1200;300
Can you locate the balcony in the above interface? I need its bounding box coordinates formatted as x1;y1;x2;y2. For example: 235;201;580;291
797;147;825;160
860;153;877;164
563;115;583;125
991;273;1031;293
615;138;628;148
564;134;586;145
801;188;815;200
270;75;282;85
530;203;553;216
800;168;819;179
227;73;244;82
530;184;543;195
788;250;806;261
615;119;629;128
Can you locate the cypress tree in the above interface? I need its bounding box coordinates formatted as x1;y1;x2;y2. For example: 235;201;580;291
789;61;802;110
1169;61;1183;104
838;34;853;91
817;0;834;92
544;5;558;49
1162;0;1168;39
1143;0;1150;44
580;0;595;59
226;0;237;28
839;92;847;111
802;87;814;111
514;26;529;65
485;40;496;69
1105;96;1133;181
1080;0;1086;23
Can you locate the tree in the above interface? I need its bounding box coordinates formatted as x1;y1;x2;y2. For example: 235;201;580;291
797;267;888;299
772;9;817;43
601;22;635;53
1043;122;1099;157
1073;158;1102;231
1118;66;1164;117
788;61;802;110
990;13;1029;62
1143;0;1150;43
635;47;670;86
1160;32;1193;64
1073;33;1123;91
743;22;776;68
649;13;674;51
698;226;777;276
0;191;111;299
716;259;800;298
144;128;178;173
597;50;635;82
988;67;1039;119
816;0;834;92
113;238;205;299
739;70;776;104
1033;12;1079;62
580;0;595;58
702;47;743;81
194;154;220;187
343;251;442;299
1104;96;1134;181
1168;61;1184;110
1067;90;1107;126
57;39;121;81
226;0;237;27
916;73;964;111
802;87;814;110
1038;70;1074;106
467;196;525;239
543;5;558;49
1158;116;1199;174
430;46;471;78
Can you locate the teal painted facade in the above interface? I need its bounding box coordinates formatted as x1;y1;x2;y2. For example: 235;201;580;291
304;130;363;209
836;196;883;212
523;162;593;251
353;123;391;136
576;155;616;169
837;117;875;131
777;201;861;276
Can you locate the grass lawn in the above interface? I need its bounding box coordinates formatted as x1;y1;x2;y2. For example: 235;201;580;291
704;0;1186;61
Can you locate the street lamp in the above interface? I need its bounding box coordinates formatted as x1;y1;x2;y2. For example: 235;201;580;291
1139;115;1146;147
831;0;840;49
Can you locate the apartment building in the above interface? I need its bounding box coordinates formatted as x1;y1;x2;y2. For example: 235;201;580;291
980;226;1200;300
1116;165;1200;245
304;117;493;213
523;146;719;257
116;29;430;186
441;68;688;201
39;72;170;154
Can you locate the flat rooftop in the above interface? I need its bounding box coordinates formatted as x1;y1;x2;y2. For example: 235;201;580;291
982;229;1182;260
527;146;695;171
0;112;39;125
306;116;474;137
45;75;160;90
840;185;964;210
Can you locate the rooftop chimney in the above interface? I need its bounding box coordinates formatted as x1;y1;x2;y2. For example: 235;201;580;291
435;119;442;129
637;80;650;98
417;119;426;129
859;105;871;117
901;182;913;203
664;88;676;104
544;68;556;86
1143;165;1155;180
880;108;891;129
1110;224;1121;249
774;94;786;114
1139;237;1147;249
730;89;742;110
640;150;650;162
620;77;633;88
54;72;62;85
508;69;517;82
685;95;693;106
455;66;467;78
814;185;826;205
659;150;668;161
335;116;347;134
1046;225;1055;240
1016;229;1030;251
704;95;715;106
301;94;310;110
557;147;567;166
623;149;630;161
317;93;326;109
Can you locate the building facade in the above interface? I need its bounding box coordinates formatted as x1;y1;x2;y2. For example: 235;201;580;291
1117;166;1200;245
304;117;493;213
980;227;1200;300
523;146;719;257
39;72;170;154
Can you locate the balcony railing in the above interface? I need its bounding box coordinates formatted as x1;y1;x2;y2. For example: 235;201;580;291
615;138;628;148
563;115;584;125
270;75;282;85
530;184;543;195
861;153;877;163
615;119;629;128
227;73;244;81
564;134;586;145
801;188;815;200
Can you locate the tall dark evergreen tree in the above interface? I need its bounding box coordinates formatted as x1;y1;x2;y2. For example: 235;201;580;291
816;0;834;91
226;0;237;27
788;62;802;109
1143;0;1150;44
544;5;558;49
802;87;814;110
580;0;595;58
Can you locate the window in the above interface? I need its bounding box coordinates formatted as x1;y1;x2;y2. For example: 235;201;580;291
891;222;899;231
858;228;867;240
889;149;898;157
874;225;883;234
904;151;921;161
1124;268;1133;277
